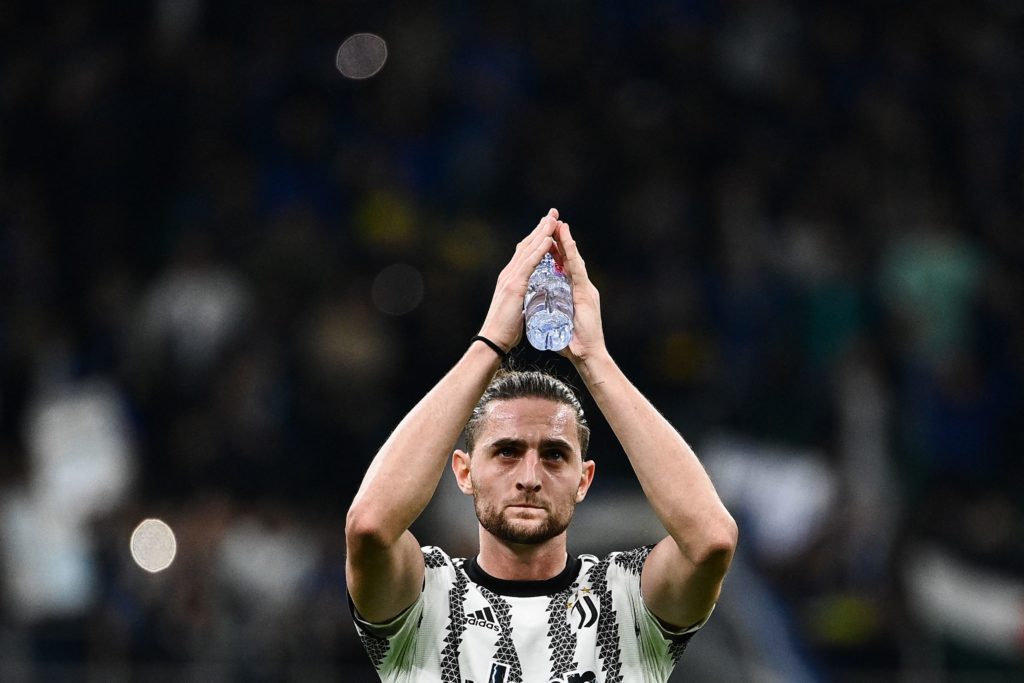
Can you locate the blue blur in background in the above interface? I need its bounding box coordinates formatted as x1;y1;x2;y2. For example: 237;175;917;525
0;1;1022;681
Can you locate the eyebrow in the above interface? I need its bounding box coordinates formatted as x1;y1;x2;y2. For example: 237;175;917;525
488;437;575;452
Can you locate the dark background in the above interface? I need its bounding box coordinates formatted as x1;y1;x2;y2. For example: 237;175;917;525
1;0;1022;680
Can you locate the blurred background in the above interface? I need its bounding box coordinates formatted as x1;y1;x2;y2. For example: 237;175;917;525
1;0;1022;681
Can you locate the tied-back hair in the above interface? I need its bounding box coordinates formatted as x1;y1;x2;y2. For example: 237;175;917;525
465;369;591;458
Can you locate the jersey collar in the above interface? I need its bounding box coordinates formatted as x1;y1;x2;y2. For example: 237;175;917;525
465;554;582;597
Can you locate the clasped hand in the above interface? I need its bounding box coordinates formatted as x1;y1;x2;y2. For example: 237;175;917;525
477;208;606;364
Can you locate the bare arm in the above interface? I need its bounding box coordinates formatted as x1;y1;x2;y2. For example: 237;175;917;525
553;221;737;629
345;210;561;623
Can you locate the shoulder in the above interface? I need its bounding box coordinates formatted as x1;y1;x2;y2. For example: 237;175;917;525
581;545;656;579
609;544;656;575
420;546;470;581
421;545;455;569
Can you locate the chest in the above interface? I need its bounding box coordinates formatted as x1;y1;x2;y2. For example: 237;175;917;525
449;588;609;683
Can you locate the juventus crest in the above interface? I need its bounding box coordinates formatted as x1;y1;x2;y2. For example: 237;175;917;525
567;587;599;629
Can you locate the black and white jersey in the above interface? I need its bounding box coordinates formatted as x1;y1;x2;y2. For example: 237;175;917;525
351;545;709;683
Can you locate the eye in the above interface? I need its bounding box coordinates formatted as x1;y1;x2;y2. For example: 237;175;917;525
543;449;566;461
497;447;517;458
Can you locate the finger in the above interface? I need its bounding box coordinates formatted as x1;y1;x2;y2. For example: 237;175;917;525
515;210;559;255
555;222;589;282
524;230;555;269
522;216;558;260
515;212;554;251
550;235;564;270
503;224;554;286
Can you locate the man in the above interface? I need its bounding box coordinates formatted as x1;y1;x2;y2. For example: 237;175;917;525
346;209;737;682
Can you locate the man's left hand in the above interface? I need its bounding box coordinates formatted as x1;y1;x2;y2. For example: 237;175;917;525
552;219;607;365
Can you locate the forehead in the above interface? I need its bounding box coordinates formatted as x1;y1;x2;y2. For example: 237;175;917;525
476;397;580;448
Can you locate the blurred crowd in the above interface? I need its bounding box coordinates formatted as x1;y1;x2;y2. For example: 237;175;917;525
1;0;1022;680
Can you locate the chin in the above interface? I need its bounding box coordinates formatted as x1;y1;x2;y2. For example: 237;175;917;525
473;495;575;546
494;512;571;546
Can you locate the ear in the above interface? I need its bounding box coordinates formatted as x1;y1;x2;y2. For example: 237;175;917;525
575;458;596;503
452;449;474;495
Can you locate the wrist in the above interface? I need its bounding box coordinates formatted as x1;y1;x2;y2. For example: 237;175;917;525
476;324;519;354
463;337;506;374
572;347;616;383
470;334;508;361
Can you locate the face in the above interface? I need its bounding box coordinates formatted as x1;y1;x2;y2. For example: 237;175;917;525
453;398;595;546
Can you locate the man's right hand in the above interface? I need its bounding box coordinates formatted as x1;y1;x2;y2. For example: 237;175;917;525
477;208;560;352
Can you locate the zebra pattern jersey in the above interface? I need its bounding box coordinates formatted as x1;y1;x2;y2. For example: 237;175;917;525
350;545;709;683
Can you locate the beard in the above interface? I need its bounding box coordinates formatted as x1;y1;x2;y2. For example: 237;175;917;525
472;491;576;545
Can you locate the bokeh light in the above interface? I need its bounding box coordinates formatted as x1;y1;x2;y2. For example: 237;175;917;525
130;518;177;573
336;33;388;79
371;263;424;316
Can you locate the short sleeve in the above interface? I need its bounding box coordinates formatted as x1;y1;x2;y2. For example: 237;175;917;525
348;546;456;677
349;590;425;672
609;545;713;673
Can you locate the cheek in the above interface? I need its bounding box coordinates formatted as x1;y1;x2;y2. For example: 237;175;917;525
470;469;503;496
553;472;580;497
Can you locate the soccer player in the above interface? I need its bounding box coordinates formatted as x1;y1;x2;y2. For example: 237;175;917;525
346;209;737;682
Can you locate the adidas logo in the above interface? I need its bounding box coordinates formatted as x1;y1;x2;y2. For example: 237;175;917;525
465;606;500;632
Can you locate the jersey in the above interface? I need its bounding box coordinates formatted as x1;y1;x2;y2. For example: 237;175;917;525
350;544;709;683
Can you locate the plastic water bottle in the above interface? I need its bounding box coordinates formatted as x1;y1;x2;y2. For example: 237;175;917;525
524;253;574;351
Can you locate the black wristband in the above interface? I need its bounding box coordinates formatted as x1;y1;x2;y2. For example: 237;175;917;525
471;335;508;360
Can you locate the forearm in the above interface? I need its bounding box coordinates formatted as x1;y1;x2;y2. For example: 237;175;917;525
346;342;502;546
574;351;736;565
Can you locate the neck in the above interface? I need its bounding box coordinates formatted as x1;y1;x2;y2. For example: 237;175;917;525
475;527;569;581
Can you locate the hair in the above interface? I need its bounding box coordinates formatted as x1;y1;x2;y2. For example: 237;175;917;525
464;369;591;458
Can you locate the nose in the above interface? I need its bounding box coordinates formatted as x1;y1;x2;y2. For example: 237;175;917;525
515;451;542;492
